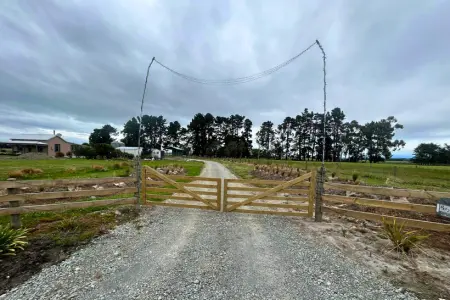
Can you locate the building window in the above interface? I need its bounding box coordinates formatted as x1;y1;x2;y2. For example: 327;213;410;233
55;144;60;152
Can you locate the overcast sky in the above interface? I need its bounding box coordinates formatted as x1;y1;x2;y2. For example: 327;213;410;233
1;0;449;157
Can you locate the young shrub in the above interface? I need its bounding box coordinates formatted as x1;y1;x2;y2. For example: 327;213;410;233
352;172;359;182
381;218;429;254
65;167;77;174
55;151;65;158
120;167;131;177
331;171;336;178
66;151;73;158
119;162;129;168
32;168;43;175
0;225;29;256
112;163;122;170
92;165;106;171
8;170;24;179
21;168;44;176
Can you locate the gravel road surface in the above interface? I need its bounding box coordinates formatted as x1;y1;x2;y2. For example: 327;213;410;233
3;161;416;300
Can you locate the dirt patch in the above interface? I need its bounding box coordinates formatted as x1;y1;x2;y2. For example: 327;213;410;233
295;214;450;300
0;206;139;295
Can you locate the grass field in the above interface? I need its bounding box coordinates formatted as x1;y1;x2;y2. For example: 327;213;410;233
216;158;450;191
0;158;204;180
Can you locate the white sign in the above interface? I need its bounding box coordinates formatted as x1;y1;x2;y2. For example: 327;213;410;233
437;198;450;219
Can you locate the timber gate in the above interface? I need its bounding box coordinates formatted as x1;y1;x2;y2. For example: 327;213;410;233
142;166;315;217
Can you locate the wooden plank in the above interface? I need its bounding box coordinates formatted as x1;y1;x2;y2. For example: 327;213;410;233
144;167;217;210
232;209;309;217
146;187;218;196
166;175;219;182
226;178;310;186
146;202;214;210
0;198;136;216
0;187;137;203
323;207;450;232
145;194;215;202
324;183;450;201
308;169;317;217
226;201;309;209
146;181;168;186
0;177;135;189
183;183;218;188
226;194;309;201
322;194;436;214
146;182;218;188
227;172;312;211
227;186;308;193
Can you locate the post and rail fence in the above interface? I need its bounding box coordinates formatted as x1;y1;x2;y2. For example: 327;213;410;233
1;167;450;232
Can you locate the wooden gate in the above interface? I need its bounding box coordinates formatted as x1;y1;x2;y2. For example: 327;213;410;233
224;171;315;217
142;166;220;211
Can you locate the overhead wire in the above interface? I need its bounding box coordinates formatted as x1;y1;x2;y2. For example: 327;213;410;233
154;42;316;85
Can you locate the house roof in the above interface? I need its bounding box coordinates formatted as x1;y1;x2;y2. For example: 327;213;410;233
169;146;184;151
9;134;78;145
116;147;141;150
10;134;54;141
3;140;48;145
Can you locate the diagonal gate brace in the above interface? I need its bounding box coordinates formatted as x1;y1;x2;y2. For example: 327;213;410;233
144;166;218;210
227;172;312;211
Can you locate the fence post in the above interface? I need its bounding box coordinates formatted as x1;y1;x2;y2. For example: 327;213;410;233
135;157;141;209
308;169;317;218
223;179;228;212
314;166;325;222
217;178;222;212
141;167;147;205
7;178;22;229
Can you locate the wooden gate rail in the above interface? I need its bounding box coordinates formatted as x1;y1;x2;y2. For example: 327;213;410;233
0;177;135;189
143;166;220;211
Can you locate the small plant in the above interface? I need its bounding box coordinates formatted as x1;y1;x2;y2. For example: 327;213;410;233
57;217;80;232
120;168;131;177
66;151;72;158
65;167;77;173
112;163;122;170
55;151;65;158
381;218;429;254
0;225;29;256
92;165;106;171
119;162;129;168
331;171;336;178
8;170;24;179
21;168;43;175
352;172;359;182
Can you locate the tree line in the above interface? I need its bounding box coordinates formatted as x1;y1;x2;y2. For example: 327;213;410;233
412;143;450;164
87;107;407;163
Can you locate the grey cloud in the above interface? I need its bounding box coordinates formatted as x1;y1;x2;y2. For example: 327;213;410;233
0;0;449;152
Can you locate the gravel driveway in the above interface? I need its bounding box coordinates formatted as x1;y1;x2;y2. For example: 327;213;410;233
3;161;416;300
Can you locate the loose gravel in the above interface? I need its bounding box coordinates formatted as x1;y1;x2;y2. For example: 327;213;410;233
2;161;418;300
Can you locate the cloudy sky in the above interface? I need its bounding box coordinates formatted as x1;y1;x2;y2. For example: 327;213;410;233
1;0;449;157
